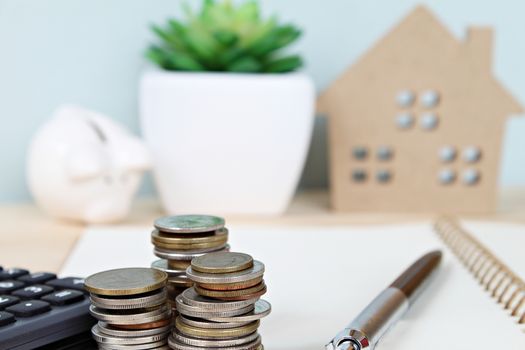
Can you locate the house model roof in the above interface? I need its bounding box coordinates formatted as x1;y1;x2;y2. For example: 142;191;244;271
318;5;523;116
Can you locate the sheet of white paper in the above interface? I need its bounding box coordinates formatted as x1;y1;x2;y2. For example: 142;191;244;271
61;221;525;350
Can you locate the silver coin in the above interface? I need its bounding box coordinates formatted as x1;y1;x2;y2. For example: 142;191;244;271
89;305;170;324
90;289;167;310
97;340;168;350
175;295;254;318
186;260;264;284
151;259;186;277
154;215;225;234
99;347;169;350
97;322;172;338
168;335;262;350
172;330;259;347
172;330;259;348
205;300;271;323
154;244;230;260
114;347;169;350
181;288;257;311
178;315;252;330
92;324;169;345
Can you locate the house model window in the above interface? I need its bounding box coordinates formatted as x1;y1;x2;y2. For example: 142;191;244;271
352;169;367;182
377;146;394;161
396;90;441;131
463;146;481;163
462;169;480;185
396;90;415;107
376;169;392;183
420;113;439;130
421;90;440;108
439;169;456;184
352;146;368;160
439;146;456;162
396;112;414;129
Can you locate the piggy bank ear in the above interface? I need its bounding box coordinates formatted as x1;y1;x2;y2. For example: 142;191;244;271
66;145;106;181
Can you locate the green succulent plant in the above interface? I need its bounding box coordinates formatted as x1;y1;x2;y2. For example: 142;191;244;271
146;0;303;73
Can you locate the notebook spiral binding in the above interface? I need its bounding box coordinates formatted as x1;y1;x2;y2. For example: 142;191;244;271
434;217;525;330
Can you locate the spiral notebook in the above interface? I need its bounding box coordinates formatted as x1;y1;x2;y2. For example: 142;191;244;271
61;219;525;349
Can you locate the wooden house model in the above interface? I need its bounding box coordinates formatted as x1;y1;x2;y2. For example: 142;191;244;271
318;6;523;213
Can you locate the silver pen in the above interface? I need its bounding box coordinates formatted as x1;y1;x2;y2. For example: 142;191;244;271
325;250;442;350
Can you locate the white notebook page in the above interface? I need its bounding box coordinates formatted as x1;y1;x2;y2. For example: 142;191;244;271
61;221;525;350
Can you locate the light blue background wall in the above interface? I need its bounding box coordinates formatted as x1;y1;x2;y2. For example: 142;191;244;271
0;0;524;202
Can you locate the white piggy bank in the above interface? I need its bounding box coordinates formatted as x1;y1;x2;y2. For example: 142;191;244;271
27;105;151;223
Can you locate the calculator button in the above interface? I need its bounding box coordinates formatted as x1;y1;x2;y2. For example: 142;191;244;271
0;281;25;293
0;311;15;327
12;285;54;300
42;289;84;306
0;295;19;310
6;300;51;317
46;277;85;292
0;268;29;280
18;272;57;284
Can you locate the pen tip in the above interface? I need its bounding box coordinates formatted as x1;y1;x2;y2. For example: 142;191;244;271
337;342;357;350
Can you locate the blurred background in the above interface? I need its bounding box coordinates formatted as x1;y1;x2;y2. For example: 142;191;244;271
1;0;524;204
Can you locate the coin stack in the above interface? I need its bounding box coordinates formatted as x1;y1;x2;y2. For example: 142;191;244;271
169;252;271;350
84;268;172;349
150;215;230;313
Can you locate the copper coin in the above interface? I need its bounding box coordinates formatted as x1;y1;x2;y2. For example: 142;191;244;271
196;277;263;291
194;281;266;299
151;228;228;245
153;238;228;251
168;260;192;270
213;285;267;301
111;317;172;330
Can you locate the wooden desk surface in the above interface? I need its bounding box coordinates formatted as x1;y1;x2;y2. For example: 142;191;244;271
1;189;524;273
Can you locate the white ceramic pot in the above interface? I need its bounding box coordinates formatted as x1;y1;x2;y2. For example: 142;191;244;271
140;70;315;215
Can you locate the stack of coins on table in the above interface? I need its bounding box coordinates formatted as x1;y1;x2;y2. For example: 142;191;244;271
169;252;271;350
150;215;230;313
84;268;172;349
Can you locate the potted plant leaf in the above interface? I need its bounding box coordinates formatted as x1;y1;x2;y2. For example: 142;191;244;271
140;0;315;214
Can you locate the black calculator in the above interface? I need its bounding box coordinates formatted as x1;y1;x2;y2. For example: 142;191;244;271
0;266;96;349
